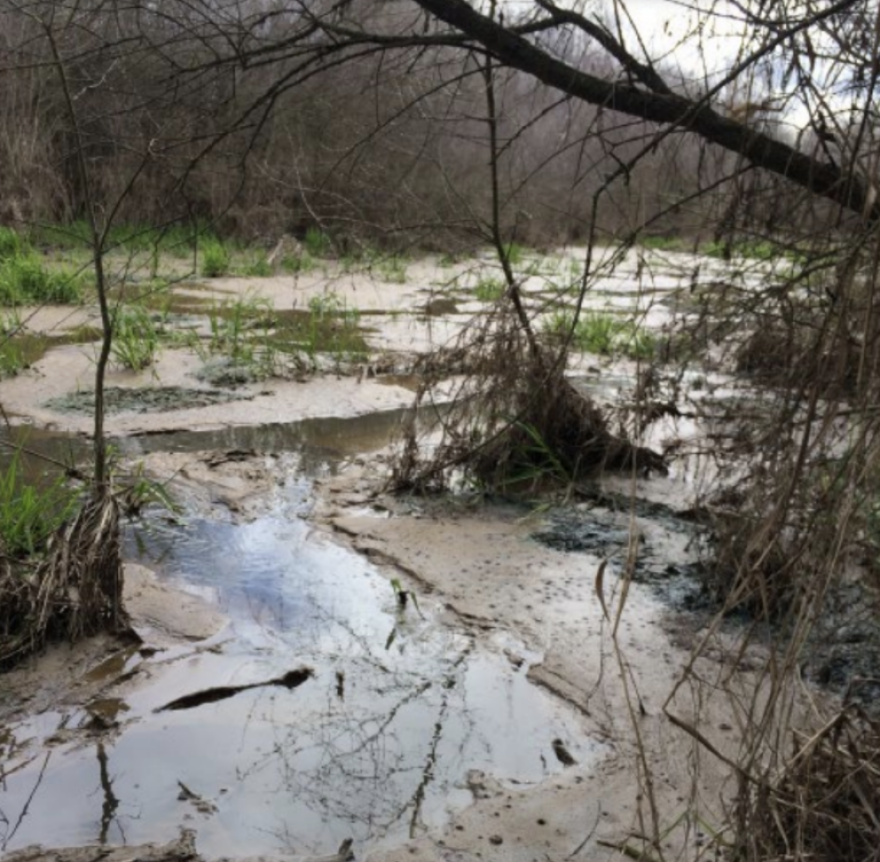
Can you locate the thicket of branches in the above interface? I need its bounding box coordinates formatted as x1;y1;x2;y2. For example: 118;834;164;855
0;0;775;249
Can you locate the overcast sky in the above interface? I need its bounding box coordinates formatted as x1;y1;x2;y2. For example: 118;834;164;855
503;0;748;77
500;0;841;133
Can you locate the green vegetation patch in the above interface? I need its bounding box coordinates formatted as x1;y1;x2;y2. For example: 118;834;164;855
474;276;505;302
304;227;333;258
0;226;23;261
375;254;408;284
503;242;526;266
46;385;251;415
111;305;163;371
272;294;369;367
200;239;231;277
202;293;276;378
337;247;409;283
1;326;103;379
640;235;686;252
28;220;204;258
201;238;275;278
543;310;655;360
0;253;85;305
237;250;273;277
639;235;799;262
700;238;794;262
26;220;92;250
0;339;26;378
0;448;80;558
281;251;316;274
303;293;368;365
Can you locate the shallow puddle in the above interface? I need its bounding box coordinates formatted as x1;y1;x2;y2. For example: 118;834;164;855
123;406;417;463
0;442;601;859
0;407;421;483
1;327;102;376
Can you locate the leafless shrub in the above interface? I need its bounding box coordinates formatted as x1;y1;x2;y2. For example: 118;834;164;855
734;316;809;381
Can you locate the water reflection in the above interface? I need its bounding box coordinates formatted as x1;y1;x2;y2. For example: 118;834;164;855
1;464;599;858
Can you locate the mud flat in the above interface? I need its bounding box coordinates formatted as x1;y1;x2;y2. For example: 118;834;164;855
0;250;795;862
313;466;772;861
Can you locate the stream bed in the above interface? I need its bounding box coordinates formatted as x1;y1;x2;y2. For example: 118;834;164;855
0;417;603;859
0;247;800;862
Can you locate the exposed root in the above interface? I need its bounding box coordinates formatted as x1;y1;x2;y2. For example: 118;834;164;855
389;307;664;493
0;488;128;670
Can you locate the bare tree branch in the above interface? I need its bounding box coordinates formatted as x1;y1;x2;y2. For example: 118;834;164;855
407;0;878;221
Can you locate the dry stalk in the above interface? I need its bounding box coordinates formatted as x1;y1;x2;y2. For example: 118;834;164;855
744;705;880;862
646;227;880;862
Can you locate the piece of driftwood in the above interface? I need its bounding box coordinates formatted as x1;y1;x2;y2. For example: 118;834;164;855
1;830;199;862
155;667;313;712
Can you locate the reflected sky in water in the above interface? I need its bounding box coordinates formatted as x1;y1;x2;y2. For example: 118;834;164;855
2;468;600;858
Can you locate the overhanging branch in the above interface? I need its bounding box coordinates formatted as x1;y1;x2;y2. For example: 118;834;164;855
410;0;877;221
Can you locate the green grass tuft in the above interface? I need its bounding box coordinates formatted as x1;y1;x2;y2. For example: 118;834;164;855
281;252;316;274
0;449;80;558
204;293;276;376
0;254;84;305
200;239;231;277
0;227;24;261
238;251;273;277
640;235;684;252
700;238;784;261
303;292;366;367
503;242;526;266
576;312;618;354
543;310;655;360
304;227;333;258
474;276;505;302
0;341;25;378
111;305;162;370
376;254;408;284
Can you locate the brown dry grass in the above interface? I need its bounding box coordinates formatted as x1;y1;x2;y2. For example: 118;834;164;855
742;705;880;862
655;232;880;861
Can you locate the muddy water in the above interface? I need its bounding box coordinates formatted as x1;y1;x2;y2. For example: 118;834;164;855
0;419;601;859
0;407;422;481
122;407;421;463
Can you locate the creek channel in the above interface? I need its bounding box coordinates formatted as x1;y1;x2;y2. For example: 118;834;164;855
0;410;603;859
